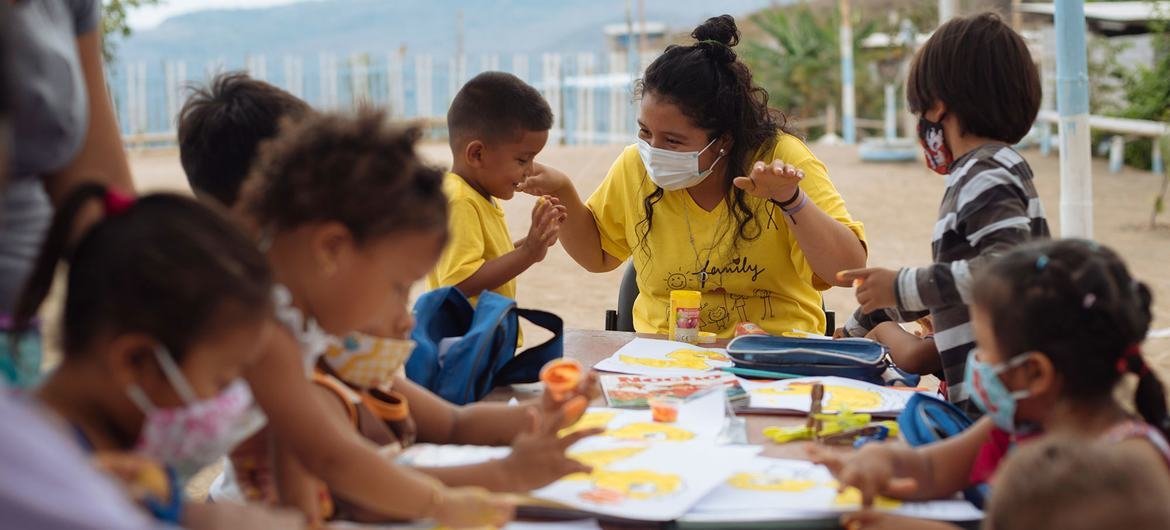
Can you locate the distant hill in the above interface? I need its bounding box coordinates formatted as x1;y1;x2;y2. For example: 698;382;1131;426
117;0;780;64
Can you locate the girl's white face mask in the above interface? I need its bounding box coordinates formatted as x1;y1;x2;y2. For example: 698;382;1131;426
636;137;724;190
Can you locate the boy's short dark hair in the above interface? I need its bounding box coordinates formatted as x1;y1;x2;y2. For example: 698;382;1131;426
907;12;1040;144
178;72;311;207
447;71;553;150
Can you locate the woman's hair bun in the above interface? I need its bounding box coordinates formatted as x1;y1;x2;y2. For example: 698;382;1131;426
692;15;740;47
691;15;739;63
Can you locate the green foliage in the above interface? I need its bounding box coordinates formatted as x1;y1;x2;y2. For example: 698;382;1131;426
741;4;879;131
101;0;162;64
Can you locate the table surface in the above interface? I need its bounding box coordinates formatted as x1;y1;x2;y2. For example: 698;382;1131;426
488;329;832;529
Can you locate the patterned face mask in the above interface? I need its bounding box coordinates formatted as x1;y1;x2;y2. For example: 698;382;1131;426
127;347;266;481
322;333;415;389
917;114;953;175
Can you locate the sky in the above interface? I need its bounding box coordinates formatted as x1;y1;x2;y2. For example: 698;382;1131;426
123;0;315;29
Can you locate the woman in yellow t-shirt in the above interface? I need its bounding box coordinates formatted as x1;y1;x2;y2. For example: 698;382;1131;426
520;15;867;338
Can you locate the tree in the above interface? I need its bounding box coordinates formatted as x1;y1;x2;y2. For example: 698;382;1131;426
101;0;162;64
742;5;877;129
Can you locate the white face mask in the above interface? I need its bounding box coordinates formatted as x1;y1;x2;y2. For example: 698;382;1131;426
127;347;267;481
636;136;724;191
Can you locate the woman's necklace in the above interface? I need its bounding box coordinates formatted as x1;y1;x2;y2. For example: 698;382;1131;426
681;196;731;289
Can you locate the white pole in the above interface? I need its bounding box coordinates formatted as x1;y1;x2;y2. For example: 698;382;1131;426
388;52;405;119
838;0;856;145
884;83;897;141
511;54;529;82
1055;0;1093;238
417;54;433;120
938;0;957;24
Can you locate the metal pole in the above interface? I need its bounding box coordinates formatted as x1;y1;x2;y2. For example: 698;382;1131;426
1055;0;1093;238
839;0;856;145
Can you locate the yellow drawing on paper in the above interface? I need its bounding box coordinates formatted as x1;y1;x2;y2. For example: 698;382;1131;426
559;410;618;437
566;446;648;478
753;382;885;412
606;422;696;442
573;469;684;505
832;486;903;510
618;348;731;371
727;470;820;492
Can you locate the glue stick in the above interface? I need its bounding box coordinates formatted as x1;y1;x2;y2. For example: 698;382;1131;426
669;290;702;344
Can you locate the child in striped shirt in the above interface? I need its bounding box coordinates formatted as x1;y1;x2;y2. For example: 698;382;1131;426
837;13;1049;412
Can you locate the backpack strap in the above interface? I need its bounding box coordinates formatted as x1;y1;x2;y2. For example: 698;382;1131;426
495;308;564;386
311;371;360;427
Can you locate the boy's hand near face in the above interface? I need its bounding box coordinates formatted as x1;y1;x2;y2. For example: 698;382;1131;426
517;196;567;264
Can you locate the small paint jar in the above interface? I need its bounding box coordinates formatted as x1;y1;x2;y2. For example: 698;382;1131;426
649;396;681;423
540;358;583;400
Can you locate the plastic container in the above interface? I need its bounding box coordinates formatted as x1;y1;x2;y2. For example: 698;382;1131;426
540;358;582;400
669;290;702;344
649;396;681;423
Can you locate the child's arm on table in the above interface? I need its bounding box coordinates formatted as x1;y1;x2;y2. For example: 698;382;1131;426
414;407;599;492
868;322;942;375
810;418;994;506
396;370;599;446
453;197;566;297
245;324;513;527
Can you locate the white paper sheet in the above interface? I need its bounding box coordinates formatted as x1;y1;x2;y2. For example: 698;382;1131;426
531;439;762;522
593;338;734;376
682;457;983;523
330;519;602;530
739;376;931;416
395;443;511;467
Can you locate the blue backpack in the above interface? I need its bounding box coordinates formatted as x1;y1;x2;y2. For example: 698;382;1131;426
898;393;989;508
407;287;564;405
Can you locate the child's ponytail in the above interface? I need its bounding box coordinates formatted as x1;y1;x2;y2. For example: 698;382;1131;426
11;182;112;335
1129;352;1170;439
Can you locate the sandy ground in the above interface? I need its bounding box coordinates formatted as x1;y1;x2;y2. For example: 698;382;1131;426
128;141;1170;497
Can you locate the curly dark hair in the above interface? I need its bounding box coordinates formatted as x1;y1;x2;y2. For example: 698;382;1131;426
238;109;448;244
634;14;793;250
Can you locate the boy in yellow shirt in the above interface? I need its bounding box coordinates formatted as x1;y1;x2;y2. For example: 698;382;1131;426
427;71;566;301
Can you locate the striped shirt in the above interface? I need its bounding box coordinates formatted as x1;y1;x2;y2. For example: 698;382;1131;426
895;144;1050;407
893;143;1053;404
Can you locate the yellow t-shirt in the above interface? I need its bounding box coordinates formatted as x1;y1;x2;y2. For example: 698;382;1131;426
426;172;517;302
586;134;866;338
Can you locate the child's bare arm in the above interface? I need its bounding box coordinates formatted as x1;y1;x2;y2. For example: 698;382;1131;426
453;198;565;297
273;438;323;525
245;324;508;524
810;418;994;505
414;406;599;492
397;371;598;446
520;163;623;273
868;322;942;375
